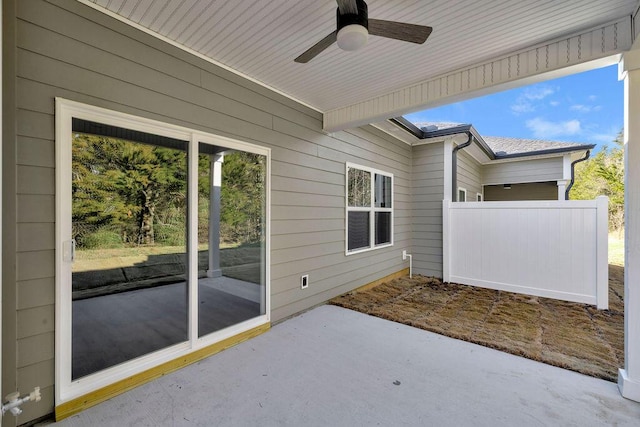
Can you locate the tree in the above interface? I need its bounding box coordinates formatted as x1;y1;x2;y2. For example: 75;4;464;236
571;131;624;233
72;133;187;247
219;152;265;244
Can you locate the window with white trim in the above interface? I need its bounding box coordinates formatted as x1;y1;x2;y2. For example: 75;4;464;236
346;163;393;254
458;187;467;202
476;192;483;202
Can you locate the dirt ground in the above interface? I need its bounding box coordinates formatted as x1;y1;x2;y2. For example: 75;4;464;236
331;264;624;382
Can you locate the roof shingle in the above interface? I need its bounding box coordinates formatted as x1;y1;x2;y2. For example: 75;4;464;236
410;121;594;157
483;136;593;156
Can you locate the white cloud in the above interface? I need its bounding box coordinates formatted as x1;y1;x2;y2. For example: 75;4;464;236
525;118;582;138
589;132;618;143
570;104;590;113
585;125;622;144
523;87;554;100
569;104;602;113
549;101;560;107
511;102;535;114
588;95;597;101
511;86;555;115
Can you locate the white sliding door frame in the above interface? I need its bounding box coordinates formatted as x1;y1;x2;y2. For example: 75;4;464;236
54;98;270;404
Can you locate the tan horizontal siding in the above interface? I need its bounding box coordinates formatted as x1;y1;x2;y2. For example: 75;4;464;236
17;305;54;340
271;230;344;250
17;195;55;222
6;3;414;424
456;150;483;198
17;136;55;167
483;157;563;184
412;142;444;277
17;223;54;252
17;278;55;311
16;251;54;282
270;206;343;222
484;182;558;201
271;160;343;185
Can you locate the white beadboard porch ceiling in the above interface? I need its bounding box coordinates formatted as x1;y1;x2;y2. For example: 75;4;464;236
83;0;638;130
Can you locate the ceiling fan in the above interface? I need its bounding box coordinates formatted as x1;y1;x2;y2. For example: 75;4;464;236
295;0;433;63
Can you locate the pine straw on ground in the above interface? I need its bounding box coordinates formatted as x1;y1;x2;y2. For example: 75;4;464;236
330;264;624;382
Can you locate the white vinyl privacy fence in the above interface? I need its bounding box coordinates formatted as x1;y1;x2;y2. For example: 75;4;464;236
443;197;609;309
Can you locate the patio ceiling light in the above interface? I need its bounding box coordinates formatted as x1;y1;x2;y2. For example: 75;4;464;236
337;24;368;51
504;184;512;190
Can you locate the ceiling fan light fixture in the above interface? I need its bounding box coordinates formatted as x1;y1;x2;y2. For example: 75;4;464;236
294;0;432;63
337;24;368;51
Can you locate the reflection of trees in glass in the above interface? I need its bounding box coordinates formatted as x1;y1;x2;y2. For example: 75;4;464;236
348;167;371;207
220;152;265;245
198;151;265;246
73;133;187;248
375;174;392;208
73;133;265;250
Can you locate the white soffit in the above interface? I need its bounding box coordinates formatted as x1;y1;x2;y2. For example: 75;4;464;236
81;1;637;131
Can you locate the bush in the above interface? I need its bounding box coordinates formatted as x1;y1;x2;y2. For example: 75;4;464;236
155;224;186;247
81;230;123;249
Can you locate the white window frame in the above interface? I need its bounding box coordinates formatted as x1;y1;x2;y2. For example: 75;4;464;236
476;192;483;202
345;162;394;255
55;98;271;404
458;187;467;202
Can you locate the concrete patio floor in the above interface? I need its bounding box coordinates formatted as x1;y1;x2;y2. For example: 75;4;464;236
53;305;640;426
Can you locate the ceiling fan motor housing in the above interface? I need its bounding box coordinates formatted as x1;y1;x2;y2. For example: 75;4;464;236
336;0;368;31
336;0;369;51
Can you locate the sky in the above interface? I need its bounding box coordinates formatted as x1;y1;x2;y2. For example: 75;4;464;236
404;64;623;151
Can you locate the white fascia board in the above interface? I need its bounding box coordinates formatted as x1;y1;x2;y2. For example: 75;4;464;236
412;133;467;147
370;122;421;146
324;17;632;132
486;150;589;165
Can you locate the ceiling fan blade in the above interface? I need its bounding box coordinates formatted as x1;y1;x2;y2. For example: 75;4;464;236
368;19;432;44
294;31;337;63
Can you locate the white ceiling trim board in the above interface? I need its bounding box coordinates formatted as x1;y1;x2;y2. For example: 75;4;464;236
633;0;640;46
75;0;322;113
324;17;633;132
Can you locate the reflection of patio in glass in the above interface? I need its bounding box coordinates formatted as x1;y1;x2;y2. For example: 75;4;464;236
72;274;262;380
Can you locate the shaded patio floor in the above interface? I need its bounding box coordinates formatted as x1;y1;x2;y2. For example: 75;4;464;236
72;276;262;379
53;305;640;426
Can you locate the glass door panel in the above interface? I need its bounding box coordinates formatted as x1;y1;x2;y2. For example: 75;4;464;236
197;144;266;337
71;120;189;380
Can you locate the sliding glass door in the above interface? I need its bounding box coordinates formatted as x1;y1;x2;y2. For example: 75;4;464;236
70;122;190;379
197;145;267;337
56;99;269;402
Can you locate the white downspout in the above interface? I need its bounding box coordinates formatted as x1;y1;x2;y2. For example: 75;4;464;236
402;250;412;278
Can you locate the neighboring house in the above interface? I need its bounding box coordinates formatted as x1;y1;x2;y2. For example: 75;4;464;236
1;1;639;425
394;119;595;203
